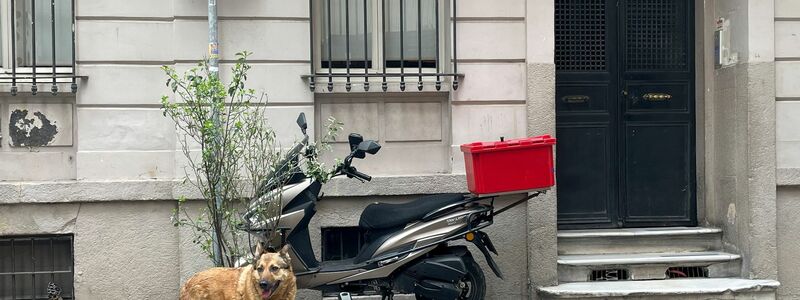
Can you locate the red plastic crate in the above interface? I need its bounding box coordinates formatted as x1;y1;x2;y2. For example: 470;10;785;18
461;135;556;196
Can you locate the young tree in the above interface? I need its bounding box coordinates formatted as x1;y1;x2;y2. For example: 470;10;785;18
161;52;342;267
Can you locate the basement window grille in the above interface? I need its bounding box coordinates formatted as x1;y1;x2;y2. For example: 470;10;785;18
0;235;74;300
321;227;367;261
1;0;79;96
666;266;709;279
589;269;629;281
305;0;463;92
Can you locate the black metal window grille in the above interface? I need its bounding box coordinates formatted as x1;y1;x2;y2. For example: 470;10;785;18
666;266;708;278
555;0;607;72
0;235;74;300
2;0;78;96
307;0;462;92
624;0;688;71
321;227;367;261
589;269;629;281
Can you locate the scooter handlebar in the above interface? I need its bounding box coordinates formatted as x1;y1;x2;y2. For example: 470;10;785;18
349;168;372;182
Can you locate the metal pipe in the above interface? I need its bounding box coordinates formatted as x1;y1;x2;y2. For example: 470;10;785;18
452;0;458;90
381;0;386;91
326;0;333;91
11;239;15;300
399;0;405;91
208;0;224;268
70;0;76;92
416;0;422;90
363;0;368;91
31;0;38;94
70;0;78;94
308;0;315;91
31;238;35;298
11;0;17;95
435;0;440;90
345;0;351;91
51;0;57;94
208;0;219;77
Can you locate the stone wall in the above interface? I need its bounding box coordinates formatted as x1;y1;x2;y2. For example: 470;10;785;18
702;0;778;282
774;0;800;298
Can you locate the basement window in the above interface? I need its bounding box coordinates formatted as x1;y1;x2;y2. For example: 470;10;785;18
589;269;629;281
0;235;74;300
321;227;367;261
666;266;709;278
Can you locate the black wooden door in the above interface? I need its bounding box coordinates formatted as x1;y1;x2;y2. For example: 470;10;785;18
555;0;695;228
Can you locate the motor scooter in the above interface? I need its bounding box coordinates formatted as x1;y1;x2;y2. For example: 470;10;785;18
241;113;546;300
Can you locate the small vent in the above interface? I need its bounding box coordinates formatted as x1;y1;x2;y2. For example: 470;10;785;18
666;266;709;278
589;269;629;281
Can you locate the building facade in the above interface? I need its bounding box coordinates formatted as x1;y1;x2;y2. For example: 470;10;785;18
0;0;799;299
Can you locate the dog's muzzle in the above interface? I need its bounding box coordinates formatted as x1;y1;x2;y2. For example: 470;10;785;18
259;280;281;299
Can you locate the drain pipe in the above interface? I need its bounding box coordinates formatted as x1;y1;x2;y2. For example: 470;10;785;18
208;0;224;267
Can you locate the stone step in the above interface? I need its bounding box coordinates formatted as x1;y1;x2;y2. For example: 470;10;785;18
558;251;741;282
538;278;779;299
558;227;723;255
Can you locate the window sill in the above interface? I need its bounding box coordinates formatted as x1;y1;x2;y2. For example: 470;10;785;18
0;174;469;204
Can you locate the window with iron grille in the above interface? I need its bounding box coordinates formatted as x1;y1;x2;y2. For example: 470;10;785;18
307;0;462;92
0;235;74;300
0;0;78;95
321;227;367;261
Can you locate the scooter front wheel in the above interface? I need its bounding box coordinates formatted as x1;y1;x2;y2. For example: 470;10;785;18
416;256;486;300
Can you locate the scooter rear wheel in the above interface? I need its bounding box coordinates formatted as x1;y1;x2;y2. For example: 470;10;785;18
415;256;486;300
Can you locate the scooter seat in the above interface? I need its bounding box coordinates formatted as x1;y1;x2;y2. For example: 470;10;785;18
359;193;466;230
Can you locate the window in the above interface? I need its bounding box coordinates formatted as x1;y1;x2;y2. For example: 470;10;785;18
309;0;462;92
13;0;74;67
0;0;78;95
0;235;74;300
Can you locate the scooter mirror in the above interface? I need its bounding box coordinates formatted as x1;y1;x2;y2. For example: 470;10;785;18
358;140;381;155
348;133;363;152
296;113;308;134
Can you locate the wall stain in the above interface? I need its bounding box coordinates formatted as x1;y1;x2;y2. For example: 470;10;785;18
9;109;58;147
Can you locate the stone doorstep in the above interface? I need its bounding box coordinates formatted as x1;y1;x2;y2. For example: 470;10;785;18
558;251;740;266
537;278;780;299
557;251;741;282
557;227;722;239
557;227;725;256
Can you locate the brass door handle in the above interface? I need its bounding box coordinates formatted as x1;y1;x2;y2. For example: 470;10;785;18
642;93;672;102
561;95;590;104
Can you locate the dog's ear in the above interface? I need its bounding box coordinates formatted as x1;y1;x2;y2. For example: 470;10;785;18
279;244;291;262
254;242;266;257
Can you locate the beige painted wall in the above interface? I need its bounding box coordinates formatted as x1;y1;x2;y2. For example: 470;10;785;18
0;0;538;299
774;0;800;298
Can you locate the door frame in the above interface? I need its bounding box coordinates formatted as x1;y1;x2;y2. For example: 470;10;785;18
555;0;699;229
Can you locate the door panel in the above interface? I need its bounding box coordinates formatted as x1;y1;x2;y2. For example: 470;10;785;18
623;124;692;225
556;125;613;225
556;0;695;228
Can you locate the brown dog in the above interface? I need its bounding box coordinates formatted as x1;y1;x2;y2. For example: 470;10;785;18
180;244;297;300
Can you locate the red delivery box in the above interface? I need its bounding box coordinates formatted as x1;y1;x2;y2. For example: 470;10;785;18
460;135;556;196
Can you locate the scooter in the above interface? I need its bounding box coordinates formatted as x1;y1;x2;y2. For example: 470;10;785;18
240;113;546;300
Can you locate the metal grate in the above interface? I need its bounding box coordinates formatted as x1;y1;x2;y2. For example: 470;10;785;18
666;266;709;278
589;269;629;281
555;0;607;72
0;235;74;300
321;227;367;261
307;0;462;92
624;0;688;71
3;0;80;96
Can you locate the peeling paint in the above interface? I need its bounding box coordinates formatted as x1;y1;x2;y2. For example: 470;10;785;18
9;109;59;147
727;203;737;225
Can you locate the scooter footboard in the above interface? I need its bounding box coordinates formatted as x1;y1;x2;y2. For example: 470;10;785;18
393;246;472;298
